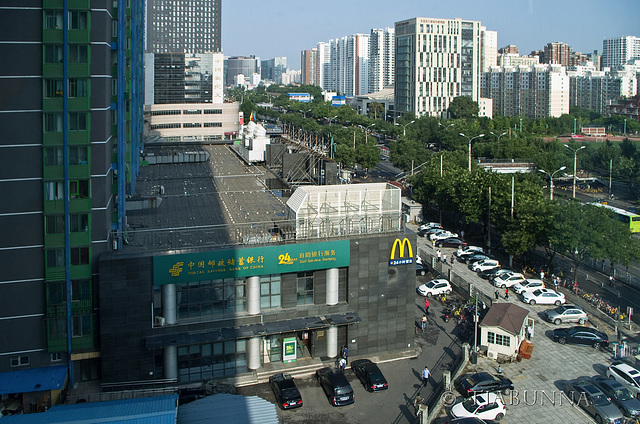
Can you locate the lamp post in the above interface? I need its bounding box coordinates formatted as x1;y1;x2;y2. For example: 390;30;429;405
564;144;586;198
490;131;507;142
395;120;415;137
460;133;485;172
539;166;567;200
438;122;454;130
328;115;338;125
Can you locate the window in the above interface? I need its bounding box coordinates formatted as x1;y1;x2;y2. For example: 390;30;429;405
45;215;65;234
70;214;89;232
45;45;64;63
69;45;88;63
183;122;202;128
69;11;87;30
44;147;63;166
260;275;281;309
69;146;88;165
47;248;65;268
10;356;30;367
48;317;67;340
51;352;63;362
45;10;63;29
72;279;91;301
176;278;245;320
204;109;222;114
69;79;88;97
487;331;510;347
70;247;89;265
44;79;64;98
203;122;222;127
72;315;91;337
47;280;65;304
45;181;64;200
297;272;314;305
69;180;89;198
44;113;63;132
69;112;87;131
177;340;247;383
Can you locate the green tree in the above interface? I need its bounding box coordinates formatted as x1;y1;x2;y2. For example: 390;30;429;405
448;96;479;119
368;102;385;120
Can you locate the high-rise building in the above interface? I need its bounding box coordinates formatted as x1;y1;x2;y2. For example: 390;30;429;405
226;56;260;87
369;28;395;93
329;34;370;96
147;0;221;54
0;0;143;393
261;57;288;83
540;42;573;66
568;67;638;115
316;42;331;90
498;45;519;55
301;49;316;85
602;36;640;69
481;28;498;72
394;17;483;118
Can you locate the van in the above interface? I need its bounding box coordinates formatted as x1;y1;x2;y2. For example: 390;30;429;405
316;367;355;406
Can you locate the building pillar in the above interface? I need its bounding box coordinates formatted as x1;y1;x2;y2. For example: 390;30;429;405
161;283;176;324
326;268;339;305
164;345;177;380
327;325;338;358
247;336;261;370
246;276;261;315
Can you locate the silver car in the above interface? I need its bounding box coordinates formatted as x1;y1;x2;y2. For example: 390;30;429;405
564;379;624;424
543;305;588;325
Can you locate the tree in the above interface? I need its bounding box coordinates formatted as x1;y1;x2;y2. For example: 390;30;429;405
368;102;385;120
448;96;479;119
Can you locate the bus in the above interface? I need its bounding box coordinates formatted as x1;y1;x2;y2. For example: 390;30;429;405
592;202;640;233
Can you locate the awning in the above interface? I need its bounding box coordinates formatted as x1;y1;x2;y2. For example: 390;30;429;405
145;312;360;349
0;364;67;395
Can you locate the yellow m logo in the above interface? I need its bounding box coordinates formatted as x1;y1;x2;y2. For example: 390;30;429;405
390;238;413;265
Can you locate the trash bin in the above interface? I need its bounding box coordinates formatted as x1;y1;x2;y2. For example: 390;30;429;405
471;351;478;364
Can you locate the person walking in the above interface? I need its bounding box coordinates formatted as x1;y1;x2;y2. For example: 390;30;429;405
342;346;348;364
450;255;455;266
442;253;447;265
422;366;431;387
436;249;441;262
421;315;427;333
338;357;346;372
425;298;430;315
504;288;509;300
495;290;499;301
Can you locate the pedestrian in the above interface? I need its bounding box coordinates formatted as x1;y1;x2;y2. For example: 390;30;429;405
450;255;455;265
338;357;346;372
504;288;509;300
540;269;545;281
495;290;499;301
432;238;436;248
342;346;348;363
554;279;558;291
425;298;430;315
442;253;447;265
609;275;614;287
525;325;532;341
460;230;465;240
422;366;431;386
421;315;427;332
436;249;441;262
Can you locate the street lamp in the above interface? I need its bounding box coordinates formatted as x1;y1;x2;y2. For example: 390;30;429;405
438;122;454;130
395;120;415;137
490;131;507;142
328;115;338;125
460;133;485;172
564;144;586;198
539;166;567;200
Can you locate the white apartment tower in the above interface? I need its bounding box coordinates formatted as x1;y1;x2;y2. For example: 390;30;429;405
369;28;395;93
316;42;331;90
602;36;640;69
394;17;483;118
481;28;498;72
330;34;370;96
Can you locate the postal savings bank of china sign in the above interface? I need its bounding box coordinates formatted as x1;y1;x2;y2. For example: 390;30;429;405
153;240;350;286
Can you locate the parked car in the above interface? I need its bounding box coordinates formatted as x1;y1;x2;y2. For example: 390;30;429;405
315;367;355;406
436;238;468;249
591;375;640;418
417;279;452;297
607;363;640;397
459;253;491;265
351;359;388;392
543;304;588;325
512;279;544;295
269;373;303;409
416;263;429;276
564;378;624;424
493;272;525;289
458;372;514;397
521;288;565;305
430;230;459;241
471;259;500;273
455;246;485;257
478;268;513;281
552;326;609;349
419;222;442;231
450;392;506;421
449;419;500;424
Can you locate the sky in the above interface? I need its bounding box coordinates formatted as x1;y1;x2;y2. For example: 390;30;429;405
222;0;640;71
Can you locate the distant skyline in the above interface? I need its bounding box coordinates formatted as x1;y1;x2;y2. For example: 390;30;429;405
222;0;639;71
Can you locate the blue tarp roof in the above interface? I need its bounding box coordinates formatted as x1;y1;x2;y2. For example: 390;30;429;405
178;394;278;424
0;394;178;424
0;365;67;395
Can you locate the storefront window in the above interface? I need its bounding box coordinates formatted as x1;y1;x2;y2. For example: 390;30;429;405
178;340;247;383
176;278;245;320
260;275;281;309
296;272;314;305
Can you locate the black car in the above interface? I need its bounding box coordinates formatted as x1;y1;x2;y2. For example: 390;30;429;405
458;253;490;265
458;372;514;397
416;262;428;276
316;367;355;406
591;376;640;418
477;267;510;280
268;373;303;410
418;228;445;238
435;238;467;248
351;359;388;392
552;326;610;349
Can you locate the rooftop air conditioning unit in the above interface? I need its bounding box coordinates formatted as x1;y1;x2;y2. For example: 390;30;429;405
487;350;497;360
155;316;166;327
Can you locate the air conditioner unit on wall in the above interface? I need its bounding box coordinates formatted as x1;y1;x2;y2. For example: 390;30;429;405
155;316;166;327
487;350;497;360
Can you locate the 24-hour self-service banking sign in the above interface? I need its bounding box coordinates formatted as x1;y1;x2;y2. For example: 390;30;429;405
153;240;350;286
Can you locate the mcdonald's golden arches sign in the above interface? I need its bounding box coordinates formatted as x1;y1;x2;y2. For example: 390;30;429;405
389;237;414;266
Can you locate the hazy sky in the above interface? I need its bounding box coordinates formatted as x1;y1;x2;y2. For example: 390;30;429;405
222;0;639;71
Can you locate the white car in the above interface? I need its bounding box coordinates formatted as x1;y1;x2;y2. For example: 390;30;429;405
455;246;484;257
450;392;506;421
607;363;640;397
430;230;459;241
471;259;500;272
521;288;566;305
493;272;526;288
419;222;442;231
417;279;452;297
512;279;545;295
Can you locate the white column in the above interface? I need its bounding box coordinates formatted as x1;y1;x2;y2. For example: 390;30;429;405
164;345;177;380
327;325;338;358
161;284;176;324
326;268;339;305
246;276;261;315
247;336;261;370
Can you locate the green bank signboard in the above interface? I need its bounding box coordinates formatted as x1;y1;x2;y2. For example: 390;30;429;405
153;240;350;286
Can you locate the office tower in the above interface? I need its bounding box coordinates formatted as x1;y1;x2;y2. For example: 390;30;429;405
0;0;143;392
395;17;483;118
481;28;498;72
369;28;395;93
330;34;370;96
316;42;331;90
261;57;288;83
147;0;221;54
301;49;317;85
602;36;640;69
482;64;570;118
226;56;260;87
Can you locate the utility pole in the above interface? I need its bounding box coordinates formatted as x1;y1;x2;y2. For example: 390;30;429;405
509;177;514;267
609;159;613;196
